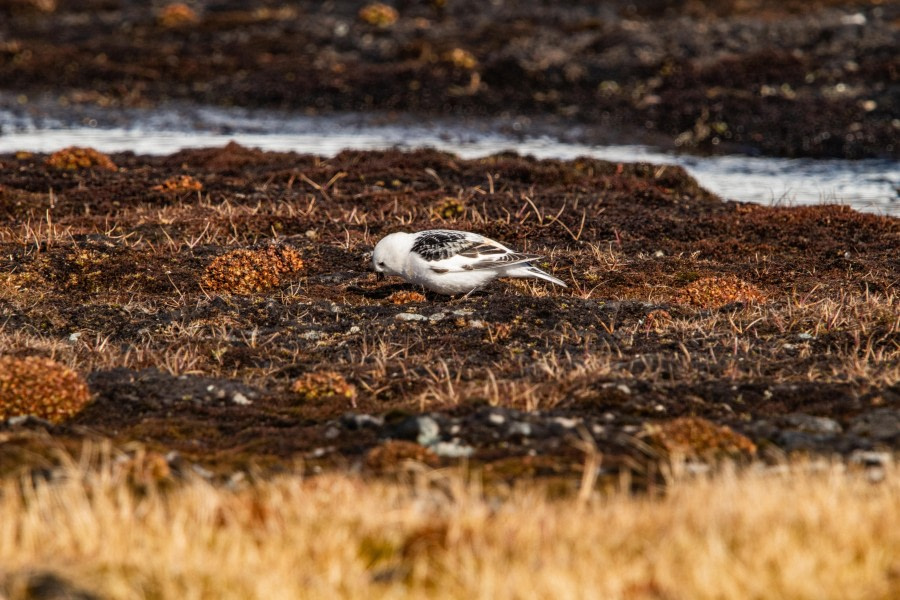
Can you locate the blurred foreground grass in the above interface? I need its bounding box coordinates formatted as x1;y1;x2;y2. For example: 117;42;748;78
1;448;897;600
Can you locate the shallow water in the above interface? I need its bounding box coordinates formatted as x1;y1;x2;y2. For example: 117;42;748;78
1;104;897;215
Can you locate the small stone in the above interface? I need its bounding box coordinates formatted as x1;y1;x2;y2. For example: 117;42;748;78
782;414;842;434
552;416;579;429
324;426;341;440
416;416;441;446
840;12;866;25
341;413;384;430
488;412;506;425
231;392;251;405
431;440;474;458
849;409;900;440
395;312;427;321
509;421;532;437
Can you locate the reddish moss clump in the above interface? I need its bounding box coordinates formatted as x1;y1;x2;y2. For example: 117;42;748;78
675;275;766;308
358;2;398;27
201;246;304;294
0;356;92;423
152;175;203;193
646;417;757;459
388;290;427;304
157;3;199;27
643;309;673;333
443;48;478;70
291;372;357;406
45;146;117;171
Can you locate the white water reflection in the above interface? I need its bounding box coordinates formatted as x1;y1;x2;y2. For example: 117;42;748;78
1;107;897;215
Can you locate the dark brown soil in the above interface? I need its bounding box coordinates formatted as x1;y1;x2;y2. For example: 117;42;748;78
1;0;897;158
1;144;897;487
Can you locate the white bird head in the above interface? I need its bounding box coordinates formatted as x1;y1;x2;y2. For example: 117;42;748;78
372;232;412;279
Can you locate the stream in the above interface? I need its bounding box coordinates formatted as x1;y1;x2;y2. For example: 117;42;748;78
1;103;897;216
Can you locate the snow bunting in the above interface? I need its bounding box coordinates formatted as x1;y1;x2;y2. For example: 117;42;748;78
372;229;567;295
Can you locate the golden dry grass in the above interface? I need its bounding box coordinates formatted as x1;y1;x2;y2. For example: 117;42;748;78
0;452;898;600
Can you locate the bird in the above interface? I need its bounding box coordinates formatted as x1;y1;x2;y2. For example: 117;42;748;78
371;229;567;295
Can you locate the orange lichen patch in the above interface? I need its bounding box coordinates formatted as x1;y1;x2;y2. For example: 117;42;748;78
432;197;466;219
643;309;673;333
443;48;477;70
15;151;34;160
157;3;199;27
152;175;203;193
646;417;757;459
388;290;426;304
674;275;766;308
201;246;304;294
358;2;398;27
0;356;92;423
364;440;439;471
291;372;357;406
45;146;117;171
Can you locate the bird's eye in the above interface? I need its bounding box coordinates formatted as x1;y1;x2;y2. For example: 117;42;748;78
378;262;385;267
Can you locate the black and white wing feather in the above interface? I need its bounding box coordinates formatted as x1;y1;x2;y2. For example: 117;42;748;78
410;230;542;272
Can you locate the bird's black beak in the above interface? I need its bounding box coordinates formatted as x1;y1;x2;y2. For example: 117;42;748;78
375;272;385;281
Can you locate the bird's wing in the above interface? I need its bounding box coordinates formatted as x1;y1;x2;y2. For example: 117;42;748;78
410;230;542;272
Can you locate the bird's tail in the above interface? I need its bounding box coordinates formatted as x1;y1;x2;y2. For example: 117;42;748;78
506;264;568;288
